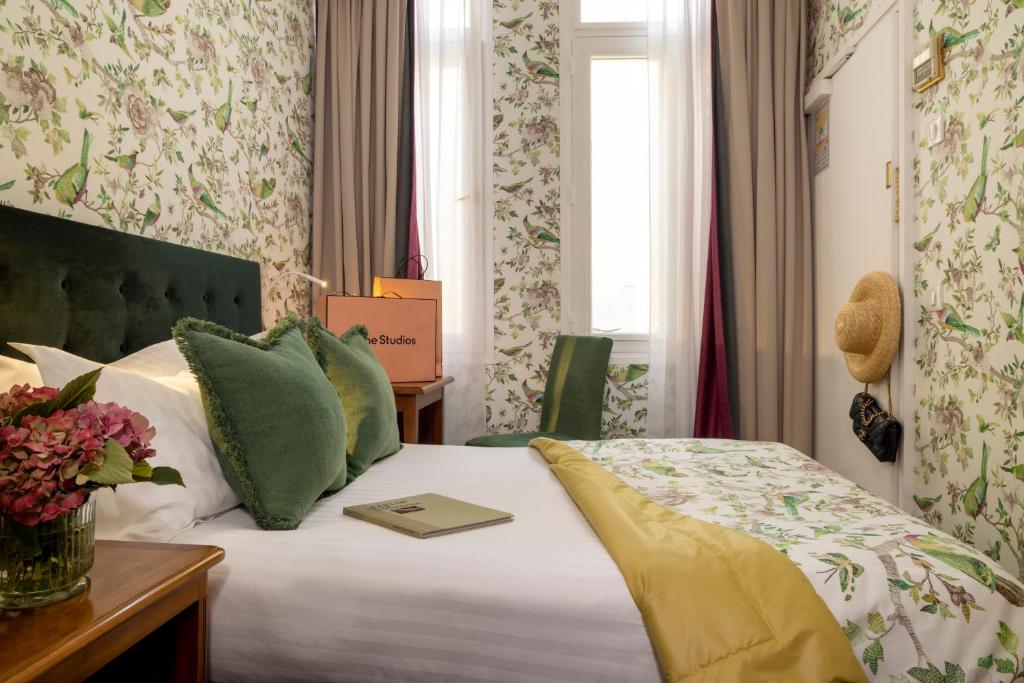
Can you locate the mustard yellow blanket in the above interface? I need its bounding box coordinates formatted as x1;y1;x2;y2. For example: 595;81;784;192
530;438;866;683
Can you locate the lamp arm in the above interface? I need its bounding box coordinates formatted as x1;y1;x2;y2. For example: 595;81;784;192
278;270;328;288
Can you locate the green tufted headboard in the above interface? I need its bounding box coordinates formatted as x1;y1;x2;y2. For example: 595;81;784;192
0;205;262;363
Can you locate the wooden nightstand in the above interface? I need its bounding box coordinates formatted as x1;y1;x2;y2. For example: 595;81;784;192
392;376;454;445
0;540;224;683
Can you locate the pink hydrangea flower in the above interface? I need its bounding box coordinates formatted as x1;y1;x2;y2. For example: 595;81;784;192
0;386;158;526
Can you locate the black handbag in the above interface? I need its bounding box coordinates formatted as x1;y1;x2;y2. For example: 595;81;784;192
849;370;901;463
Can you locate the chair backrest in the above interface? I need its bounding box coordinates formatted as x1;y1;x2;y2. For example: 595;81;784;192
538;335;613;439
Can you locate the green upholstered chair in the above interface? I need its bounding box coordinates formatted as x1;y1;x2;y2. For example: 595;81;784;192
466;335;613;447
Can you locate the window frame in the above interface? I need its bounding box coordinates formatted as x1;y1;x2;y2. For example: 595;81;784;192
561;5;649;364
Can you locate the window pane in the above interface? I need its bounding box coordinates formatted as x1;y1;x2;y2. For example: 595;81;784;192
590;57;650;335
579;0;647;24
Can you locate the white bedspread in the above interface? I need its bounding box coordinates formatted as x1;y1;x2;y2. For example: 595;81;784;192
174;444;660;683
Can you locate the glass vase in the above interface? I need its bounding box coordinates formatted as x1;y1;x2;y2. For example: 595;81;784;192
0;496;96;609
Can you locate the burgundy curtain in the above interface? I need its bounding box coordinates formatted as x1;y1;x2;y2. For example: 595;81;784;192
401;0;423;279
406;146;423;279
692;0;733;439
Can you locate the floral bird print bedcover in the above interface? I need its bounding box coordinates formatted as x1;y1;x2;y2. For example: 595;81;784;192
569;438;1024;681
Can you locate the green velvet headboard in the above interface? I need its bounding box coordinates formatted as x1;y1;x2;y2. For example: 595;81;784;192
0;205;262;363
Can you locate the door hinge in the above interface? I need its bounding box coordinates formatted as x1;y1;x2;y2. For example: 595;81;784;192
885;162;900;223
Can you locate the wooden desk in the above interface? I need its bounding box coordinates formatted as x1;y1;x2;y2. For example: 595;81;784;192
392;376;454;445
0;540;224;683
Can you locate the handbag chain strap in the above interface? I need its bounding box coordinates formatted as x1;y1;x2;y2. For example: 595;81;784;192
860;368;894;427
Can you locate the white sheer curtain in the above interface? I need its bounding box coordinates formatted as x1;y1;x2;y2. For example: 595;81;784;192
413;0;489;444
646;0;714;437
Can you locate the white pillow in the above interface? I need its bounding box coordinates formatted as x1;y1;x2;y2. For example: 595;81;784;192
111;339;189;377
0;355;42;393
9;343;239;542
109;333;267;377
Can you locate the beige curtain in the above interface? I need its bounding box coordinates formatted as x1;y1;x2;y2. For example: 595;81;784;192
313;0;408;296
715;0;813;454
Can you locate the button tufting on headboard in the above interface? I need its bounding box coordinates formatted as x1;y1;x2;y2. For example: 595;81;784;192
0;205;262;363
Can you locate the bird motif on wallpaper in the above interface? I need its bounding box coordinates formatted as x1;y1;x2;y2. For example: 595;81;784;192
286;120;310;165
522;52;558;81
187;164;228;220
1000;463;1024;481
906;533;1024;606
523;217;559;244
167;107;195;125
937;305;982;336
53;130;92;207
499;12;532;30
499;178;531;194
104;151;138;172
249;176;276;200
521;380;544;406
962;442;989;519
1001;293;1024;342
929;23;980;48
142;194;161;228
962;136;989;222
104;10;131;58
836;5;863;24
56;0;80;19
1002;130;1024;150
607;365;647;383
913;494;942;512
214;80;233;133
914;224;940;252
498;344;529;358
129;0;170;18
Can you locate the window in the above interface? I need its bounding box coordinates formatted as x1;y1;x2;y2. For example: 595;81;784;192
588;57;650;335
565;5;649;359
578;0;647;25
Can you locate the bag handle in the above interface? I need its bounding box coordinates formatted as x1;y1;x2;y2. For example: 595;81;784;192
862;367;894;417
394;254;429;279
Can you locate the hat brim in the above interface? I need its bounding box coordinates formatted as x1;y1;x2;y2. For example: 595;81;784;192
841;272;902;384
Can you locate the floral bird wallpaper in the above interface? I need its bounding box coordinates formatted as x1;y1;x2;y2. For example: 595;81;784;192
913;0;1024;582
807;0;882;83
488;0;648;438
0;0;314;321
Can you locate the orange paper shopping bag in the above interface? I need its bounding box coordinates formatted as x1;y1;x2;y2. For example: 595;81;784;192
373;276;442;377
315;295;437;382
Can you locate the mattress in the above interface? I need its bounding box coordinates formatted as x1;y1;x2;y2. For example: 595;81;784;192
174;444;661;683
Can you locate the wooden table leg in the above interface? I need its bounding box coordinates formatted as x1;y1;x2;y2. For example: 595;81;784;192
397;397;419;444
429;395;444;444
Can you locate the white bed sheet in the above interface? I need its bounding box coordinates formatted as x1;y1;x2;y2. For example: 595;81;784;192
174;444;660;683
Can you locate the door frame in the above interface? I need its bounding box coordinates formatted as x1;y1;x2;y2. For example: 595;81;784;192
895;0;916;511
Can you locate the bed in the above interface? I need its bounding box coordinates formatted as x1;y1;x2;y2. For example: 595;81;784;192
3;205;1024;682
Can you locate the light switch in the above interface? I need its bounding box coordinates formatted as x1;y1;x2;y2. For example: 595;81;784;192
928;115;946;148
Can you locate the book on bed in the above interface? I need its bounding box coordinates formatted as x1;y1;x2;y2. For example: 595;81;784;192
343;493;513;538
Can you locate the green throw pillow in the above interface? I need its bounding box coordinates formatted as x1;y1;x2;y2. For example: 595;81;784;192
173;317;348;530
304;320;401;481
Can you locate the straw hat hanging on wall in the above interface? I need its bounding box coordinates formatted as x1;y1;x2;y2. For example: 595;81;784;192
834;272;902;384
